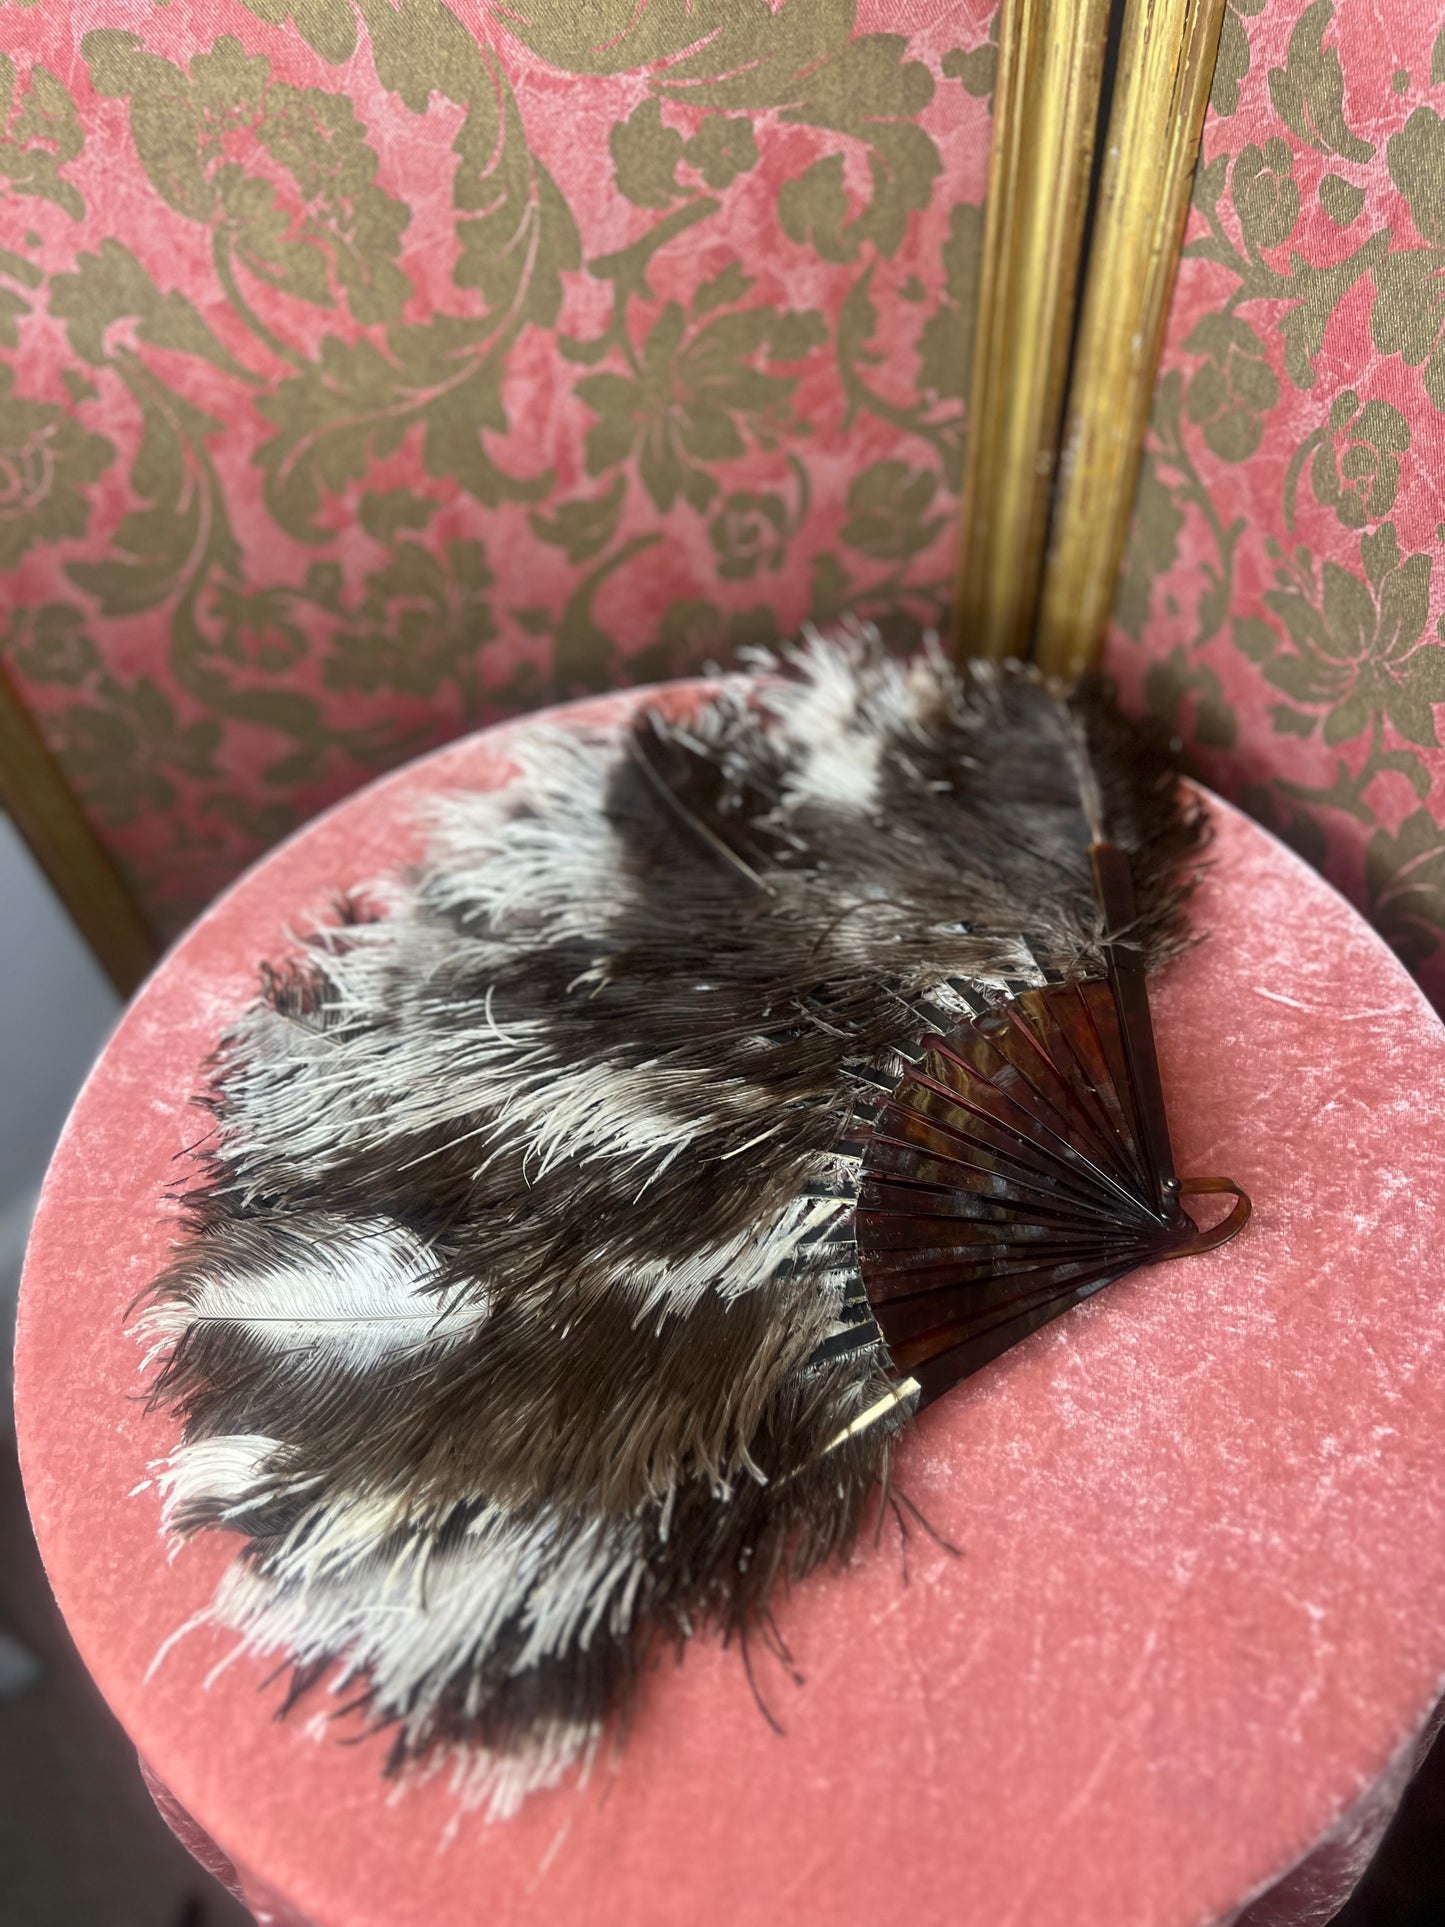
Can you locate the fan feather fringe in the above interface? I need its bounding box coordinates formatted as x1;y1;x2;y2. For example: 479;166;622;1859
139;627;1204;1815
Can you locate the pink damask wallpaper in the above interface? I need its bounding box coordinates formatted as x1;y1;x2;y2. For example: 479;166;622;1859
1107;0;1445;1008
0;0;993;935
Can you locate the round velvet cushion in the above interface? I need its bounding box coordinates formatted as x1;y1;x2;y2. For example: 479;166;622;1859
17;691;1445;1927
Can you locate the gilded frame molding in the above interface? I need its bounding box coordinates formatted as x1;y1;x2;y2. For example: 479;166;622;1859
955;0;1112;664
0;665;158;996
1035;0;1229;680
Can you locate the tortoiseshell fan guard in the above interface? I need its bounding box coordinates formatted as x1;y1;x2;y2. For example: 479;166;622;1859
838;843;1250;1422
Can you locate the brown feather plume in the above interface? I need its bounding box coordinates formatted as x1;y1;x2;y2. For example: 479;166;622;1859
140;630;1206;1813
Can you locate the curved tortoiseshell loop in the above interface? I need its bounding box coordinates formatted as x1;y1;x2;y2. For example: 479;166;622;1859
1166;1176;1252;1256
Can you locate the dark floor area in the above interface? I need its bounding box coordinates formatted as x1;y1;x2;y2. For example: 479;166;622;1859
0;1420;249;1927
1334;1725;1445;1927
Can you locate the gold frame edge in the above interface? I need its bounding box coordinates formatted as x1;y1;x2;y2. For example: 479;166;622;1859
954;0;1113;663
1035;0;1228;681
0;664;159;997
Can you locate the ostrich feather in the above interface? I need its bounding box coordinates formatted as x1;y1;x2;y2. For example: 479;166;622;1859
141;627;1208;1815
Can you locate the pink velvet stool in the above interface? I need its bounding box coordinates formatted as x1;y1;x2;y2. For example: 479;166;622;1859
16;689;1445;1927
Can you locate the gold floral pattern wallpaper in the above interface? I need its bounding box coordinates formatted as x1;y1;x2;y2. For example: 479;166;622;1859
1108;0;1445;1007
0;0;993;934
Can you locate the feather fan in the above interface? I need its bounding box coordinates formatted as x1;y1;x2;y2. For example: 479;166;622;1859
140;628;1245;1815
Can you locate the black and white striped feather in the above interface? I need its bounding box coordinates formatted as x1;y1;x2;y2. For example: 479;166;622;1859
140;629;1204;1814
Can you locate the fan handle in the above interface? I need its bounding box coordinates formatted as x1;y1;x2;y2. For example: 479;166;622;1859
1163;1176;1252;1257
